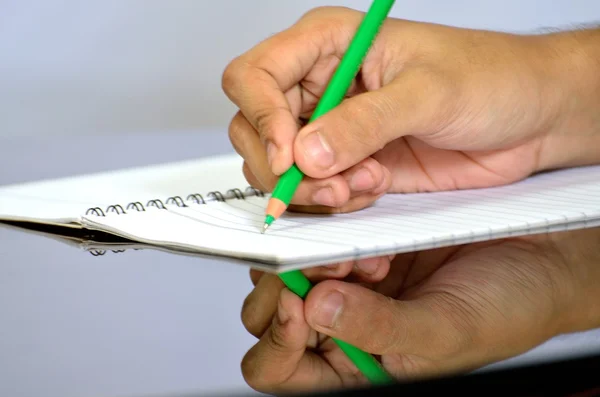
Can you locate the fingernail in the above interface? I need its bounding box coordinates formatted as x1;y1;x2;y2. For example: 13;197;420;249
349;168;376;192
314;291;344;328
266;141;277;168
312;186;335;206
356;257;380;275
299;130;334;169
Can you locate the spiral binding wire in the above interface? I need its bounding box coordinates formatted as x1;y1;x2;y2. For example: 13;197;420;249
84;186;265;257
85;186;264;217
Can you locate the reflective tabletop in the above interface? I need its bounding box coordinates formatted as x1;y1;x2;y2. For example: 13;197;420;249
0;131;262;397
1;130;599;397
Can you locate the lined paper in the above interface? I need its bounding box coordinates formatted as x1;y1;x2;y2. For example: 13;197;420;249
81;164;600;271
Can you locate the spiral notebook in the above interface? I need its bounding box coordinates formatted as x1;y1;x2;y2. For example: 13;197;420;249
1;153;600;271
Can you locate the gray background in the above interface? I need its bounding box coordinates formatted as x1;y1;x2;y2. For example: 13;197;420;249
1;1;600;397
1;0;599;138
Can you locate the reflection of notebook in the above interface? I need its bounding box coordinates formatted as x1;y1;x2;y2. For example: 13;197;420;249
1;153;600;272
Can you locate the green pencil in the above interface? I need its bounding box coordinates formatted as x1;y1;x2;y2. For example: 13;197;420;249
262;0;396;384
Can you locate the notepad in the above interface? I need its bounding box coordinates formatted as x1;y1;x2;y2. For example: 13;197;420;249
1;153;600;272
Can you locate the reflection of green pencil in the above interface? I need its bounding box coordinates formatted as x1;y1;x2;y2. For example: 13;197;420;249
263;0;396;384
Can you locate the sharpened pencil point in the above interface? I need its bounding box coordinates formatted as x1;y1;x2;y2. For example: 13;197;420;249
261;223;270;234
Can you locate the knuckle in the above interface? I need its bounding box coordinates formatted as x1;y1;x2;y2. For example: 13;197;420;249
300;6;336;20
249;269;263;286
251;106;289;143
300;6;364;49
222;57;250;96
240;295;261;337
221;58;239;94
251;107;273;141
267;323;290;353
301;6;355;23
227;113;246;153
240;350;266;391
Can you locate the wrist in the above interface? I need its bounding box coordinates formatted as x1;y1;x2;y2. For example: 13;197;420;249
531;28;600;172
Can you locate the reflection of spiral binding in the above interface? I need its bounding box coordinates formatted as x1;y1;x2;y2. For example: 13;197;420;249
84;186;265;257
89;248;131;256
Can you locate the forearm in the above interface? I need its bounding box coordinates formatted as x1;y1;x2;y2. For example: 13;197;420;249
549;227;600;335
534;27;600;171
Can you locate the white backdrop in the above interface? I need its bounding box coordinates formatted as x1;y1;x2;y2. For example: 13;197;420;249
0;0;598;137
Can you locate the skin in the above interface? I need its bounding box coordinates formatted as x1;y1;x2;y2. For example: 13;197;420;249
240;229;600;393
221;6;600;394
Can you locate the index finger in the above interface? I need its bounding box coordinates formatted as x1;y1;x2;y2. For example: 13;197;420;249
221;32;314;176
241;288;343;393
221;7;363;174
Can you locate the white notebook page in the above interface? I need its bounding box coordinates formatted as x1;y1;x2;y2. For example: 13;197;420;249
80;164;600;271
0;153;247;225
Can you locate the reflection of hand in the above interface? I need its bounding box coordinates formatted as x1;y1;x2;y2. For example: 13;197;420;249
223;6;600;214
240;229;600;394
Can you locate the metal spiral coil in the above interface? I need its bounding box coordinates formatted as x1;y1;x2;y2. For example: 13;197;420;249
84;185;265;217
83;185;265;256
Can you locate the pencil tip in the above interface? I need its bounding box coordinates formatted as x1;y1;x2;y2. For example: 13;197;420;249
261;223;270;234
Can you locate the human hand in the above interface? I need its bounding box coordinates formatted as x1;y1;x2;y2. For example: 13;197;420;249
239;228;600;394
223;7;600;214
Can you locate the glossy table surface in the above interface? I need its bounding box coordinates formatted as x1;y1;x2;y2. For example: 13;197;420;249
1;130;599;397
0;131;264;397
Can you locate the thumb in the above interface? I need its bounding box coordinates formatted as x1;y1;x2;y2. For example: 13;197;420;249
304;280;467;358
293;71;444;179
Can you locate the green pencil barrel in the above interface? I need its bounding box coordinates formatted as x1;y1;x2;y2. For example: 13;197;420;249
278;270;394;384
333;339;394;384
271;164;303;206
310;0;395;122
272;0;396;386
278;269;312;299
271;0;395;204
